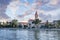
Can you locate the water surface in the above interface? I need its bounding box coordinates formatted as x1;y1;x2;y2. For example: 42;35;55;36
0;29;60;40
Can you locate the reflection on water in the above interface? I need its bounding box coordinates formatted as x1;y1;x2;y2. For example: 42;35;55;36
0;29;60;40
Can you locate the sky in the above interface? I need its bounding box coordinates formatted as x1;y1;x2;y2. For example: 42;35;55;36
0;0;60;22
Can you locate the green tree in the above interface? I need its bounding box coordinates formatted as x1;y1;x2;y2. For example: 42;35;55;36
32;19;41;24
2;22;6;28
32;19;41;28
24;25;28;29
45;20;49;28
0;22;1;28
57;20;60;28
11;19;18;28
5;21;12;28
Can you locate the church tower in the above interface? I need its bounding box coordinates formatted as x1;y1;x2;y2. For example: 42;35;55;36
35;11;38;19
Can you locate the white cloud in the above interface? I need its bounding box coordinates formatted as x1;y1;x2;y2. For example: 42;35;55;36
40;8;60;21
5;0;60;22
49;0;58;5
45;8;60;16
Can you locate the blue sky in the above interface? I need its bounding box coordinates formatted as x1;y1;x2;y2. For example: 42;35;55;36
0;0;60;22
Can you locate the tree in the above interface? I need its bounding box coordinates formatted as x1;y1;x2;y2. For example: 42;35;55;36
32;19;41;24
45;20;49;28
2;22;6;28
32;19;41;28
24;25;28;29
57;20;60;28
5;21;12;28
11;19;18;28
0;22;1;28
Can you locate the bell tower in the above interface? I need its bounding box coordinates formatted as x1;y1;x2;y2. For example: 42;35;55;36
35;11;38;19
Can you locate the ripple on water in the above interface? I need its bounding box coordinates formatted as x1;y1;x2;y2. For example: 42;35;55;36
0;29;60;40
